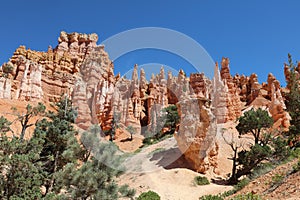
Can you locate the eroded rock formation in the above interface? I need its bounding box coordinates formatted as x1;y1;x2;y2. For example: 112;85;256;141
268;81;291;131
212;63;228;123
3;31;99;102
175;97;218;173
0;31;293;174
284;61;300;88
219;58;242;121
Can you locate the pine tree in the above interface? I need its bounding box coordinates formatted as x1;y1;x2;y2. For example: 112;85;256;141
227;108;277;184
55;125;135;199
0;96;135;199
11;102;46;140
34;98;134;199
160;105;179;134
126;126;136;141
236;108;273;145
285;54;300;147
34;96;85;195
0;116;45;199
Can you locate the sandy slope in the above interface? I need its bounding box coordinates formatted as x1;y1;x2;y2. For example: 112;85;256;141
228;158;300;200
0;99;54;138
117;132;234;200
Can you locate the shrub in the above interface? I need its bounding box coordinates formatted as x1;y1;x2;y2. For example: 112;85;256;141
143;137;155;145
1;63;13;78
292;159;300;173
233;178;250;192
231;193;262;200
194;176;210;185
137;191;160;200
199;194;223;200
250;163;274;180
270;173;284;186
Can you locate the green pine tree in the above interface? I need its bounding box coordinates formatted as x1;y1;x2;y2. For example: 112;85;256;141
55;125;135;199
227;108;285;184
0;116;45;199
160;105;179;134
34;96;86;195
285;54;300;147
236;108;273;145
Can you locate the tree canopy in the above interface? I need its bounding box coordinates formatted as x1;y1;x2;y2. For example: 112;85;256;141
285;54;300;147
0;97;135;199
236;108;273;144
226;108;288;184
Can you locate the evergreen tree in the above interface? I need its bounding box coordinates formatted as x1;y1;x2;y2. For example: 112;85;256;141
108;112;120;141
227;108;282;184
126;126;136;141
11;102;46;140
285;54;300;147
236;108;273;145
0;116;45;199
34;96;86;195
55;125;135;199
0;97;135;199
160;105;180;134
34;98;134;199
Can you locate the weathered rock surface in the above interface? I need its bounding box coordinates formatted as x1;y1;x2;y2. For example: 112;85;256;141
175;97;218;173
284;61;300;89
219;58;242;121
212;63;228;123
3;31;99;102
0;77;11;99
268;81;291;131
0;31;293;174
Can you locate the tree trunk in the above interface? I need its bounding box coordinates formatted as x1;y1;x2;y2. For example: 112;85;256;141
229;148;238;184
48;151;59;192
20;125;26;141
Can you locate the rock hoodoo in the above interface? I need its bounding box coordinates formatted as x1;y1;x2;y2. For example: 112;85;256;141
0;31;292;174
175;96;218;173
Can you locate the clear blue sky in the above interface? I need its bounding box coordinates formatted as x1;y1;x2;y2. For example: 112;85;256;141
1;0;300;85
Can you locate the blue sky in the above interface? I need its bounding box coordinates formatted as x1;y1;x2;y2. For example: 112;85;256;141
1;0;300;85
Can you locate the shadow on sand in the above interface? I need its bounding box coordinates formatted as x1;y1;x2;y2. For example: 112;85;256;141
120;137;132;142
150;147;230;185
149;147;194;170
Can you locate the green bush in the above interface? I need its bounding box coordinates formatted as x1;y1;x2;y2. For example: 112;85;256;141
199;194;223;200
231;192;262;200
1;63;13;78
250;163;274;180
194;176;210;185
292;159;300;173
221;189;235;197
143;137;155;145
233;178;250;191
290;148;300;159
137;191;160;200
270;173;284;186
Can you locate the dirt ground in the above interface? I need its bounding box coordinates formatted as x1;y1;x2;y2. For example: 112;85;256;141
116;124;236;200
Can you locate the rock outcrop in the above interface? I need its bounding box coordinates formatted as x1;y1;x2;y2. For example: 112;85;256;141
175;97;218;173
284;61;300;89
268;81;291;131
3;31;99;102
220;58;242;121
0;77;11;99
189;73;210;98
1;32;117;131
212;63;228;123
0;31;293;174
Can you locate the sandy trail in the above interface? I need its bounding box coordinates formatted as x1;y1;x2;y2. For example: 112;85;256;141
118;135;233;200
